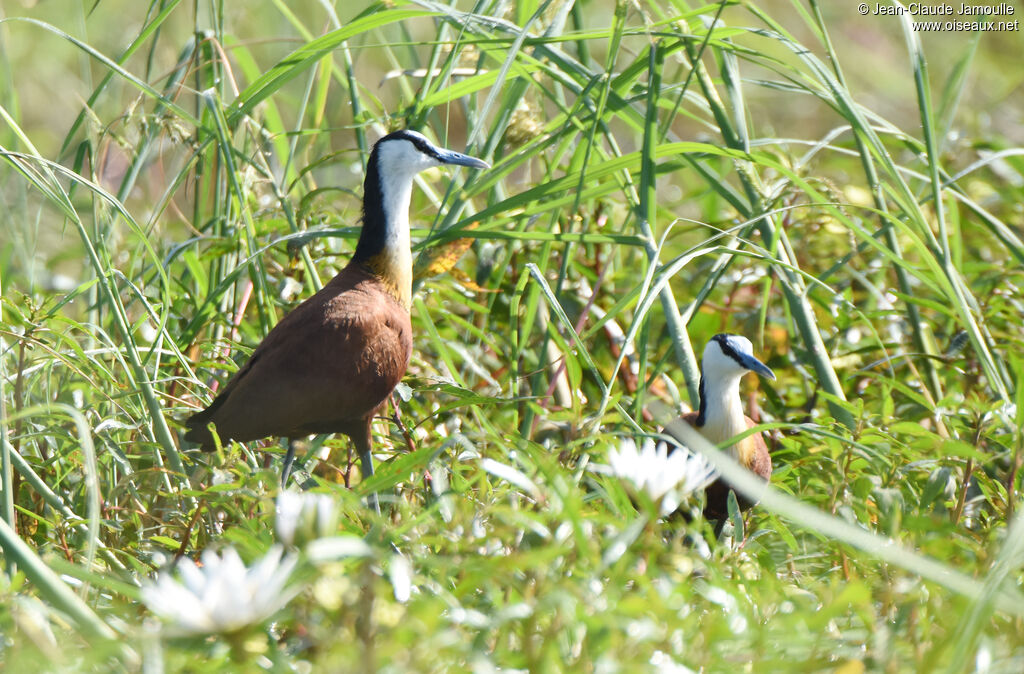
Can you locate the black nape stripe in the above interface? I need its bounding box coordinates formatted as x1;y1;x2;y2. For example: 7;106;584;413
695;376;707;427
352;141;387;263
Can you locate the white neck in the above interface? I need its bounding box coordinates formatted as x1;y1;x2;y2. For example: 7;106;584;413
377;171;415;307
700;375;748;457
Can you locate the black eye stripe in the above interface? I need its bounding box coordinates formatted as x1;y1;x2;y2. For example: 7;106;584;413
377;130;440;160
711;333;747;368
411;137;439;158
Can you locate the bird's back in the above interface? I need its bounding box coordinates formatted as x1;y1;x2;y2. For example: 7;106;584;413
185;263;412;449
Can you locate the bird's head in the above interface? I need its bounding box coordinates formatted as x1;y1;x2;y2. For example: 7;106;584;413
355;129;489;305
702;333;775;383
371;129;489;179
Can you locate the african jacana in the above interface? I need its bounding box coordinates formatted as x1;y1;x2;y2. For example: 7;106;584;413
665;333;775;520
185;130;489;504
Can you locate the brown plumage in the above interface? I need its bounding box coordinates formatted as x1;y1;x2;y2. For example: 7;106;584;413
184;130;488;496
184;265;411;458
675;411;771;521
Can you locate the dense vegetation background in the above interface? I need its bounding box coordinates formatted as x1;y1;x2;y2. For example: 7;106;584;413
1;0;1023;670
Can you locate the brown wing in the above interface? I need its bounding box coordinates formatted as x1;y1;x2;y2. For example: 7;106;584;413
185;264;412;449
670;413;771;519
741;416;772;481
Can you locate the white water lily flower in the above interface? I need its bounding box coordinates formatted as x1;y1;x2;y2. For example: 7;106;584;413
388;553;413;603
650;650;697;673
275;490;339;547
605;438;717;515
141;546;298;636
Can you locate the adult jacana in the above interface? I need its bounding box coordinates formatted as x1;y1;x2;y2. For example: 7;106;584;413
665;333;775;521
185;130;488;502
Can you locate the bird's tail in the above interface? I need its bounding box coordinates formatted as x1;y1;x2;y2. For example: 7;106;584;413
184;409;218;451
183;389;231;451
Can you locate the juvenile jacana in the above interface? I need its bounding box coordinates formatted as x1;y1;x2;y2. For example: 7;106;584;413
664;334;775;520
185;130;488;497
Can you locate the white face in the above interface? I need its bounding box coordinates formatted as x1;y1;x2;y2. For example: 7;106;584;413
375;134;442;179
702;334;755;380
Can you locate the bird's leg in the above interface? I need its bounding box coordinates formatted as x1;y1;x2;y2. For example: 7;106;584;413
353;420;380;514
389;391;416;454
281;439;298;488
390;392;428;481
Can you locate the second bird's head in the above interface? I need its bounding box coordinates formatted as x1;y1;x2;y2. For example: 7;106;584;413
371;129;489;180
702;333;775;383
